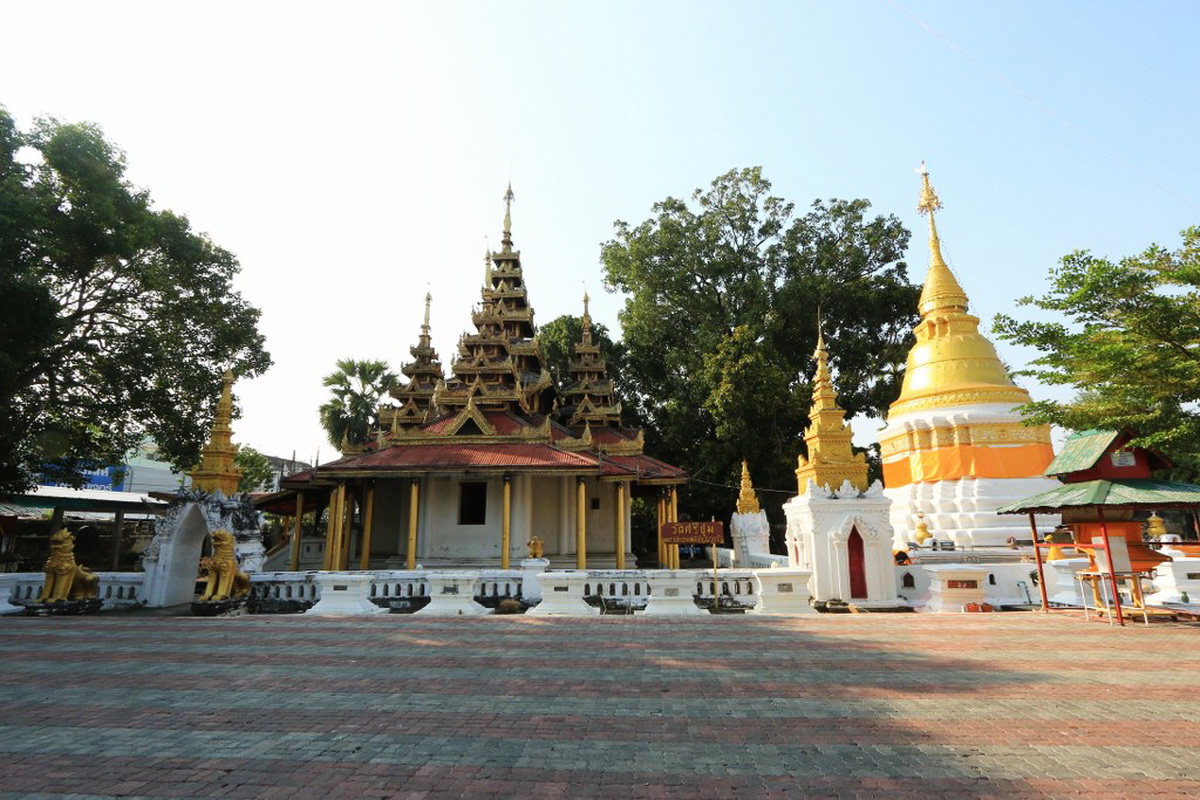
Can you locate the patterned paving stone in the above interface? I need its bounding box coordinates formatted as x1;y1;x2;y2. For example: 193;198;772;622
0;613;1197;798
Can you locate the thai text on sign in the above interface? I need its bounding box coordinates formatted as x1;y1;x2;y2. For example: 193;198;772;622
660;521;724;544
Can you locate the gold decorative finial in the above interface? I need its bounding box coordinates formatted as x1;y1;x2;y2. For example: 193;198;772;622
483;246;492;288
190;370;242;495
501;182;515;247
795;325;868;494
736;460;761;514
914;163;968;317
422;292;432;333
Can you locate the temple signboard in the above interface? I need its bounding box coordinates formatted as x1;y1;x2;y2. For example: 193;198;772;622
660;521;724;544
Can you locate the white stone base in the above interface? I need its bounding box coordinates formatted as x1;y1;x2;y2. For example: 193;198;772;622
519;558;551;603
1147;557;1200;605
919;565;990;613
749;567;817;615
643;571;706;616
416;572;489;616
1046;558;1090;606
526;571;597;616
307;573;388;616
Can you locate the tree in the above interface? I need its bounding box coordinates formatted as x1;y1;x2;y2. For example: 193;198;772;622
994;226;1200;474
319;358;399;450
601;167;920;523
235;445;276;493
0;108;271;493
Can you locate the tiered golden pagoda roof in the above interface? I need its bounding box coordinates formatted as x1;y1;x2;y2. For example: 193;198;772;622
190;370;242;495
887;165;1032;417
736;460;761;513
380;292;444;433
795;329;868;494
558;293;623;430
435;184;554;417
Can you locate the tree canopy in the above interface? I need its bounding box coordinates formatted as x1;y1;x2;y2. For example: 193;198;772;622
234;445;276;493
601;167;920;522
319;358;399;450
994;226;1200;476
0;109;271;493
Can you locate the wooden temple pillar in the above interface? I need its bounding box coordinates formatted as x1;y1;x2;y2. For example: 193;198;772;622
501;475;512;569
576;477;588;569
359;480;376;570
614;482;626;570
289;490;305;571
406;478;420;570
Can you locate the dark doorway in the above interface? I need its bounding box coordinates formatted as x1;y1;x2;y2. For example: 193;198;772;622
848;527;867;599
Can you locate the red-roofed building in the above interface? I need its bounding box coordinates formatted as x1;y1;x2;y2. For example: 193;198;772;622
271;188;686;570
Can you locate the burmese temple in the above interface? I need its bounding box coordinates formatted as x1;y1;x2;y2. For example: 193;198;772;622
6;171;1200;625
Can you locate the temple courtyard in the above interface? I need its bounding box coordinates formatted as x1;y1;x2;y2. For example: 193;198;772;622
0;613;1197;799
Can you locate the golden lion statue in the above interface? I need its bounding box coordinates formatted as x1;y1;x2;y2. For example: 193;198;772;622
197;529;249;602
526;535;544;559
38;528;99;603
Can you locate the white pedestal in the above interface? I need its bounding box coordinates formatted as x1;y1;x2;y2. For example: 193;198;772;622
749;567;817;615
1047;558;1090;606
643;570;706;616
526;571;597;616
519;558;551;603
921;565;989;613
307;572;388;616
1148;557;1200;604
416;572;489;616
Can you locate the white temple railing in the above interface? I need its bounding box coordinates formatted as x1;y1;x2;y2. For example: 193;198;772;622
1;572;146;611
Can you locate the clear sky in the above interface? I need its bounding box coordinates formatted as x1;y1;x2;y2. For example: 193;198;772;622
3;1;1198;470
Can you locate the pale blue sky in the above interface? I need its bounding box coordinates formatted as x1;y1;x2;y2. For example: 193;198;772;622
2;1;1197;467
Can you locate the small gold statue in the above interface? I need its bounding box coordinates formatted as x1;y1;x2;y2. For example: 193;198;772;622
1044;532;1074;561
526;535;544;559
1147;511;1168;539
38;528;100;603
913;512;932;545
197;529;250;602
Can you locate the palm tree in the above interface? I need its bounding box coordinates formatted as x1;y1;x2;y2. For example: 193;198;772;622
318;359;399;451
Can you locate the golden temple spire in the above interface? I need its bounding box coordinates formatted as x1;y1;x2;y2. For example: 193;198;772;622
581;291;593;343
422;291;432;335
501;182;515;250
796;326;868;494
736;459;761;514
190;370;242;495
483;246;492;288
915;162;969;317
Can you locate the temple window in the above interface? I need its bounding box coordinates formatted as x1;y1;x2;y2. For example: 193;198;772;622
458;482;487;525
902;572;916;589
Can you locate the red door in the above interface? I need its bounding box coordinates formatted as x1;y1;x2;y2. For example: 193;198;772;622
848;527;867;599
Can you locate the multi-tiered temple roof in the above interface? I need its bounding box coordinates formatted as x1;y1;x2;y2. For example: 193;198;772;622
292;187;685;487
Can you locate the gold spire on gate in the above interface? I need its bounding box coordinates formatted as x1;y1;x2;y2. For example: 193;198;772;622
888;163;1032;416
795;325;868;494
736;460;761;514
190;370;242;495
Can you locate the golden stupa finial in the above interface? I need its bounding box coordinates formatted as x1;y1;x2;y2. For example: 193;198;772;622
581;291;593;342
796;323;868;494
483;244;492;288
501;182;515;248
189;369;242;495
422;291;432;333
736;459;761;514
811;318;837;412
914;162;969;317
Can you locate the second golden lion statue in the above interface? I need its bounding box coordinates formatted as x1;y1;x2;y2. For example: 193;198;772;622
197;529;250;602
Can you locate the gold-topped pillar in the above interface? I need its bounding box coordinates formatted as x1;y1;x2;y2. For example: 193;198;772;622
576;477;587;569
614;483;626;570
669;486;680;569
323;486;342;571
501;475;512;569
406;478;420;570
359;481;375;570
289;490;305;571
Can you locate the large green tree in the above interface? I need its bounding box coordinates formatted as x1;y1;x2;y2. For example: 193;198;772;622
319;358;399;450
0;109;271;493
601;167;920;523
234;445;276;493
994;226;1200;476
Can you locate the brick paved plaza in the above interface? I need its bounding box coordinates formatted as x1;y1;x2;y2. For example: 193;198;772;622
1;612;1197;799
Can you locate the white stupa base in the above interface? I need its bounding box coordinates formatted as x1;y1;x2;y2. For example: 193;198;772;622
1147;557;1200;605
1046;558;1090;606
918;565;990;613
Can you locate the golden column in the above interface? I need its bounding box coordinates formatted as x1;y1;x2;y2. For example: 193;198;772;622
501;475;512;569
656;492;667;567
406;478;420;570
576;477;588;569
289;490;305;571
338;484;356;570
359;480;376;570
669;486;680;569
614;482;626;570
323;485;343;570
